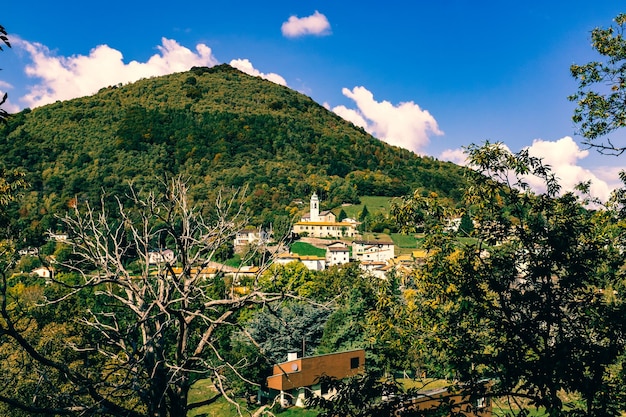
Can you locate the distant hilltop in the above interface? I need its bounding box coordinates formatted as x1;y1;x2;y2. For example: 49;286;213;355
0;64;467;246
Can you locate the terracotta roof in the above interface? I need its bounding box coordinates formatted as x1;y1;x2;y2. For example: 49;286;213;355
352;239;394;245
328;247;350;252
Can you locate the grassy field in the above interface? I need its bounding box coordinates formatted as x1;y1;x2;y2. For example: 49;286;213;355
187;378;319;417
338;195;396;219
389;233;423;248
187;378;452;417
187;379;229;417
290;241;326;257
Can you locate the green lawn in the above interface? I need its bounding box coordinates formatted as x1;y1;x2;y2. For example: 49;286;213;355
290;241;326;257
338;196;396;219
187;379;319;416
390;233;422;248
223;254;242;268
360;232;392;241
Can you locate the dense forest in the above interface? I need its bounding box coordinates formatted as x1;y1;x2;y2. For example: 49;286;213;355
0;64;466;246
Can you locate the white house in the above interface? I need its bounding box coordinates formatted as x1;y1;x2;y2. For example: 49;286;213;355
234;226;270;252
326;242;350;266
359;261;388;279
274;253;326;271
19;247;38;256
352;240;395;263
300;256;326;271
148;249;175;264
32;266;54;280
49;232;69;242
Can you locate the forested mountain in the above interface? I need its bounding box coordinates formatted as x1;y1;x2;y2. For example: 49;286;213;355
0;64;466;242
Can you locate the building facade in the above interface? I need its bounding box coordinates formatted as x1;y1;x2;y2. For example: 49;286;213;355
352;240;395;262
293;194;358;238
265;349;365;407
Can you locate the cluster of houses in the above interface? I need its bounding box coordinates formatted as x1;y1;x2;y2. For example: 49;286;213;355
27;193;423;282
235;192;424;278
273;238;399;278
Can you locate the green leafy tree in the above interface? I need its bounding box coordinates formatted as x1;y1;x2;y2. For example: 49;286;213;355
213;240;234;262
359;205;370;222
570;13;626;154
337;208;348;222
271;214;294;243
404;142;626;416
244;301;331;364
316;264;376;353
391;191;448;235
365;273;424;375
457;211;473;235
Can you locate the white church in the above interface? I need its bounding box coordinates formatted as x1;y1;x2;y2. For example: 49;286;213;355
292;193;359;238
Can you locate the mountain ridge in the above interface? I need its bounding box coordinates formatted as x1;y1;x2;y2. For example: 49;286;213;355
0;64;466;242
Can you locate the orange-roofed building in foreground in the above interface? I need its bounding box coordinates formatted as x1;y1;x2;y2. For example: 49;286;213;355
265;349;365;407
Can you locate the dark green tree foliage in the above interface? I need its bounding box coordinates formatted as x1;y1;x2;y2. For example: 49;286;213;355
337;208;348;222
408;142;626;416
457;211;473;235
316;264;377;354
0;64;467;238
358;206;372;233
270;214;294;243
213;240;234;262
570;13;626;154
245;301;331;364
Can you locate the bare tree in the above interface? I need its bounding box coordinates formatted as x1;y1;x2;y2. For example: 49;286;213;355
0;179;285;416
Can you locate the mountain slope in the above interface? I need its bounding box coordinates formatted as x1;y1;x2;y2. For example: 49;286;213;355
0;64;466;237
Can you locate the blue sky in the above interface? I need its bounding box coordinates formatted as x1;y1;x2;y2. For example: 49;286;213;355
1;1;625;200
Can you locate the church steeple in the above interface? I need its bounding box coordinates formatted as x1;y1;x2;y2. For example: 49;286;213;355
310;192;319;222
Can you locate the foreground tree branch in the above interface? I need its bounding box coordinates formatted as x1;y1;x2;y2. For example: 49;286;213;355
0;179;285;416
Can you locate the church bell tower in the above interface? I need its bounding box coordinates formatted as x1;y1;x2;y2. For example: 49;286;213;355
310;192;319;222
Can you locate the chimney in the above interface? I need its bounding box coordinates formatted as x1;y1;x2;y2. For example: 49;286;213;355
287;352;298;361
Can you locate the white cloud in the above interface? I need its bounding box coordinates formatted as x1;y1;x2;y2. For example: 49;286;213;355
524;136;614;201
331;105;368;129
229;58;287;86
15;37;218;108
439;148;468;166
0;81;19;114
1;97;20;114
332;86;443;154
443;137;617;202
282;11;331;38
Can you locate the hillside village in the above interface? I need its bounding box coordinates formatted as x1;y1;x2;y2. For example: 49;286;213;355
23;193;424;286
233;193;424;279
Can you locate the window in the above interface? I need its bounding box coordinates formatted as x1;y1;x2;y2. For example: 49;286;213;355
350;357;360;369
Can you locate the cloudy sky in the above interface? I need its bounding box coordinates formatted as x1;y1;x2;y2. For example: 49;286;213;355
1;1;625;200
